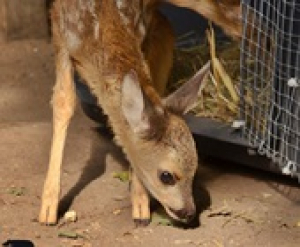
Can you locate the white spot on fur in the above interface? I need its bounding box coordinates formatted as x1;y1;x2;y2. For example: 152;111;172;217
120;14;131;26
116;0;125;10
65;30;82;51
138;22;146;38
115;0;131;26
94;22;100;39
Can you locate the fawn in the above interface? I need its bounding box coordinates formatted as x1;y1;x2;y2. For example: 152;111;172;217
39;0;210;226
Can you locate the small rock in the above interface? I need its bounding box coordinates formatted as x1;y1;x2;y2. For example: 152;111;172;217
113;209;122;215
63;210;77;222
262;193;272;199
174;239;193;245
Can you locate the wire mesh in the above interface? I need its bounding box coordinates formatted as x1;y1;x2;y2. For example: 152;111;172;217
240;0;300;181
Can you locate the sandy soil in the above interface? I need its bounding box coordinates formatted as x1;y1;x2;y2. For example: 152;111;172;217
0;40;299;247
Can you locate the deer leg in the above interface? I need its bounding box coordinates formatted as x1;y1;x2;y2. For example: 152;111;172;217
39;51;76;224
131;171;151;227
142;11;174;96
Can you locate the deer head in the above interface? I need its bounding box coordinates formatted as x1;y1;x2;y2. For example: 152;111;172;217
121;62;210;222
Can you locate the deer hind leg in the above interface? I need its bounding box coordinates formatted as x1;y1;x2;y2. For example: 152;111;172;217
39;50;76;224
142;11;174;96
131;171;151;227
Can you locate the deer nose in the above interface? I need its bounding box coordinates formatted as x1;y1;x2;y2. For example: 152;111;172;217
171;207;196;223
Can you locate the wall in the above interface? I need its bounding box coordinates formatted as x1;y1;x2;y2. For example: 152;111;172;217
0;0;49;42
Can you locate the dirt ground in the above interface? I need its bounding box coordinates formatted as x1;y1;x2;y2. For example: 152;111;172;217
0;39;299;247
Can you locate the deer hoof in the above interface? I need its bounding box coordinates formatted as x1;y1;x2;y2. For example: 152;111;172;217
134;218;151;227
39;202;58;225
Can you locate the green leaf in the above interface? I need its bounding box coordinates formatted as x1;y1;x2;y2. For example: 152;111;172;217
58;231;79;239
7;186;26;196
58;231;86;240
151;208;174;226
112;171;130;182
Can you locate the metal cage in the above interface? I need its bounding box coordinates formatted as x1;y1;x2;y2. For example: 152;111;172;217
240;0;300;181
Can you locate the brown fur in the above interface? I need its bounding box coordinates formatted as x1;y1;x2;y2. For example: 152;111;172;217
142;9;174;96
39;0;210;225
166;0;241;39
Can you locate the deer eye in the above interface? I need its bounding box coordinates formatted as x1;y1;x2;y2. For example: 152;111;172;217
159;171;176;186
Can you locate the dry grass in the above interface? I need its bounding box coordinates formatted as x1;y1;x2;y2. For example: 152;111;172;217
168;18;274;135
168;25;242;123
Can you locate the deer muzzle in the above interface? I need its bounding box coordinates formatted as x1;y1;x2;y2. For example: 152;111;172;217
164;204;196;223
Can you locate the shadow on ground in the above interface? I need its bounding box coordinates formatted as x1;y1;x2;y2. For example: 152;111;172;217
58;126;128;217
199;155;300;204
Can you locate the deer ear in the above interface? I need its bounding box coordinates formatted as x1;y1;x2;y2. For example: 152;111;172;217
163;61;210;115
121;70;151;135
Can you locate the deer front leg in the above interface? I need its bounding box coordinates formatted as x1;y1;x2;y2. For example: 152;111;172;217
131;171;151;227
39;51;76;225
